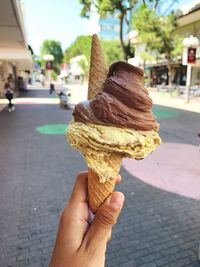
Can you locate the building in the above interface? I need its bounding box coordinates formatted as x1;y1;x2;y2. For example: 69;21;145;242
98;10;131;41
129;0;200;87
69;55;86;80
84;2;130;43
0;0;32;97
99;13;120;40
175;0;200;86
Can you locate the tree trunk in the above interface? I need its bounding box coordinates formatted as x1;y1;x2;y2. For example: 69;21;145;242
143;60;146;69
167;61;172;86
119;11;129;61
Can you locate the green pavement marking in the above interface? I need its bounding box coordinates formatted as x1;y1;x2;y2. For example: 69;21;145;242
153;106;180;120
48;95;58;98
36;124;68;135
36;107;179;135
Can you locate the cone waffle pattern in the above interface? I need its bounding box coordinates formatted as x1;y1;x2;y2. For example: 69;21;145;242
88;169;116;213
87;34;115;212
87;34;108;100
86;150;122;213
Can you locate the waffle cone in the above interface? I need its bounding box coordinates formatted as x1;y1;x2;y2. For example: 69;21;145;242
87;34;108;100
88;169;117;213
87;35;118;213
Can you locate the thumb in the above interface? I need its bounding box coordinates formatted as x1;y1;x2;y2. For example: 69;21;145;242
83;192;124;249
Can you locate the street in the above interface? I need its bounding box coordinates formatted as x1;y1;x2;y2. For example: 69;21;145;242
0;89;200;267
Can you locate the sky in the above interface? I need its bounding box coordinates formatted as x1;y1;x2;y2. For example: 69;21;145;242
22;0;193;56
22;0;93;56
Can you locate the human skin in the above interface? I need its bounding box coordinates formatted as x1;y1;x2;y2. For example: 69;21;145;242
49;172;125;267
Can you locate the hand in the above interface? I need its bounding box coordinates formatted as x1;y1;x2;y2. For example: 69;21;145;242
49;171;124;267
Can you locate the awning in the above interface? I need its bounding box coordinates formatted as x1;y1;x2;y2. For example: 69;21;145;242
0;48;33;70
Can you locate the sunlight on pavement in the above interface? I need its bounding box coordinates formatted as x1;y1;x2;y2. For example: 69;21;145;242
0;98;60;104
150;92;200;113
15;98;60;104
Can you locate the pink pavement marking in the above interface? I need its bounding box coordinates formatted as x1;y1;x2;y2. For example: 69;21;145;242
14;98;37;105
15;101;37;104
123;142;200;200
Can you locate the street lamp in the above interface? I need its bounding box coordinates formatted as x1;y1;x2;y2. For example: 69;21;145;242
42;54;54;85
43;54;54;61
182;35;199;103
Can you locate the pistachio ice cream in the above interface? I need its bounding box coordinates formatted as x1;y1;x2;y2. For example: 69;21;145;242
67;61;161;182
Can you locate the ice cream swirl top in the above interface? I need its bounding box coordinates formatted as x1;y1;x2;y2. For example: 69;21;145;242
73;61;158;131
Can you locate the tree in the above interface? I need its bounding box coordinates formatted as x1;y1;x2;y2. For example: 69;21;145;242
64;35;92;79
64;35;124;80
64;35;92;64
132;4;183;85
79;0;136;60
64;35;123;71
40;40;63;74
101;40;124;65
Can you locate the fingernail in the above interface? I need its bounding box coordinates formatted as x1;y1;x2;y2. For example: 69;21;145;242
109;193;124;210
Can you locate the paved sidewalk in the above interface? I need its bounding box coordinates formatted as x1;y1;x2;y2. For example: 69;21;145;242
62;82;200;113
149;92;200;113
1;83;199;113
0;90;200;267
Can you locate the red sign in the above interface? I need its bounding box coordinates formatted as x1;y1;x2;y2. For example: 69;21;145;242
61;63;68;70
187;48;196;64
46;61;53;70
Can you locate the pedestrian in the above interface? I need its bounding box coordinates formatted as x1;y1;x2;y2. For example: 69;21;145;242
4;82;14;112
49;171;124;267
17;76;26;91
50;83;55;94
8;75;15;91
151;71;157;87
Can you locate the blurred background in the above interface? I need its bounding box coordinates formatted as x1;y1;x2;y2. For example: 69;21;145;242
0;1;200;267
0;0;200;102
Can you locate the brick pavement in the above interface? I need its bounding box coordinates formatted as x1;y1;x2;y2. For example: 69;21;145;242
0;90;200;267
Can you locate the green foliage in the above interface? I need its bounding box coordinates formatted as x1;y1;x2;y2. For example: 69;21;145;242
64;35;92;64
51;70;58;80
79;0;137;59
80;0;137;17
132;4;183;84
79;0;92;18
64;35;124;78
159;16;183;60
101;40;124;65
132;5;182;61
64;35;92;78
40;40;63;74
140;51;155;63
40;40;63;64
78;57;89;79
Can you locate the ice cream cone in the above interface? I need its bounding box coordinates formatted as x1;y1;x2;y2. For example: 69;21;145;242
87;34;108;100
67;36;161;214
88;169;117;213
85;149;122;213
87;34;116;213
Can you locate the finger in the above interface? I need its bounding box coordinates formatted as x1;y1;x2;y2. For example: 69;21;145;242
116;174;122;184
68;171;88;205
87;175;121;224
67;171;89;230
59;172;89;251
83;192;124;251
107;230;112;242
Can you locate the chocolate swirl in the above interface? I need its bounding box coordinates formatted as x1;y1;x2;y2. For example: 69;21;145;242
73;61;158;131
